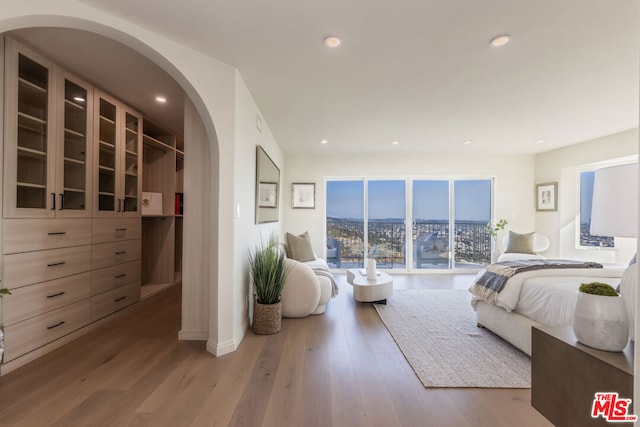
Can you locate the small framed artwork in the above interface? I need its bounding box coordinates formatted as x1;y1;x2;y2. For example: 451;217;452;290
258;182;278;208
536;182;558;212
292;183;315;209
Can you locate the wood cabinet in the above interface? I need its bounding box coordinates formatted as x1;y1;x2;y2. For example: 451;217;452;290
93;91;141;218
140;119;184;297
0;38;145;375
3;39;93;219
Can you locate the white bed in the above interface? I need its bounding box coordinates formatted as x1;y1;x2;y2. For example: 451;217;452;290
470;266;626;355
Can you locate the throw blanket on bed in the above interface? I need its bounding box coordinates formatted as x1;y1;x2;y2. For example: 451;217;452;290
312;265;340;297
470;259;602;304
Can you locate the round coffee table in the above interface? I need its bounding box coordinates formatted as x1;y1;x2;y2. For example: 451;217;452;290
346;269;393;304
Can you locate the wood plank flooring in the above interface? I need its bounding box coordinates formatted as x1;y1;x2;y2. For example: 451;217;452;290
0;274;552;426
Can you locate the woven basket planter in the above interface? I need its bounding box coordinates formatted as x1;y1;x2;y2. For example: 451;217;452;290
252;300;282;335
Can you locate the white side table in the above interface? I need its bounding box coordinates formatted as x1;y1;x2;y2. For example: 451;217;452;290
346;269;393;304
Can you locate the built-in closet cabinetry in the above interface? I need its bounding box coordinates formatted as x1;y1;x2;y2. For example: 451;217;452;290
0;37;169;374
141;120;184;298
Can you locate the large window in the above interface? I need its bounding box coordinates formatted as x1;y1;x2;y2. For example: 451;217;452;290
579;170;614;248
326;178;493;270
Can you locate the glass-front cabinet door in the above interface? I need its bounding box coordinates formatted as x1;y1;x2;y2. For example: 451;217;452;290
55;72;93;217
95;93;118;217
122;110;141;216
93;91;141;218
3;40;56;218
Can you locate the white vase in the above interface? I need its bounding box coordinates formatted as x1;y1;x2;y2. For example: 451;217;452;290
366;258;377;280
573;292;629;352
491;249;501;264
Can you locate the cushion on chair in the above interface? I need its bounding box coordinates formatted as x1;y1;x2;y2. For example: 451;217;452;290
281;258;321;318
504;231;536;254
286;231;316;262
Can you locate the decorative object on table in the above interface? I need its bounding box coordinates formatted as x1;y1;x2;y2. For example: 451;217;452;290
536;182;557;211
590;162;638;341
366;258;377;280
486;218;508;263
291;183;315;209
141;191;163;215
255;145;280;224
249;234;288;334
573;282;629;352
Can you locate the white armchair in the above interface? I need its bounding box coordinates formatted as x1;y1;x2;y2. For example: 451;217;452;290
281;258;332;317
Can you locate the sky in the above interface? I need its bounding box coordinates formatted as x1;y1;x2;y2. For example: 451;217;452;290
580;171;594;224
327;179;491;221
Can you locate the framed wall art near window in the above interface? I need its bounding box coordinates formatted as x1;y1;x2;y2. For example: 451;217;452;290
292;183;315;209
536;182;558;212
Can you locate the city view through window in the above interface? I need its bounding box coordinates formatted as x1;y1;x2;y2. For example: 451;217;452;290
580;171;614;248
326;179;493;270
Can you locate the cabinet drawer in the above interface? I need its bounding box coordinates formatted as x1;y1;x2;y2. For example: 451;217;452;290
91;260;141;295
92;239;141;270
91;282;140;321
3;219;92;254
3;246;92;289
92;218;142;244
3;272;91;326
2;299;91;362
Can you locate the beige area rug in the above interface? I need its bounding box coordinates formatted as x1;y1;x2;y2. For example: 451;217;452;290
373;289;530;388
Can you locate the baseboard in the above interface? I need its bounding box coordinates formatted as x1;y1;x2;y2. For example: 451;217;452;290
206;338;236;356
178;329;208;341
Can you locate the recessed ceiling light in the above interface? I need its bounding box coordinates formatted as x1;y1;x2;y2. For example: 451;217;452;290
323;36;341;48
489;34;511;47
462;140;472;145
390;140;400;145
535;139;545;144
73;96;85;103
155;96;167;104
320;139;328;144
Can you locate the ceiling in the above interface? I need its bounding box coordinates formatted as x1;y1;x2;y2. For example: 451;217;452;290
14;0;640;155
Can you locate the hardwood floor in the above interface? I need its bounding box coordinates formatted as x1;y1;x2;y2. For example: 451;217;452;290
0;274;552;426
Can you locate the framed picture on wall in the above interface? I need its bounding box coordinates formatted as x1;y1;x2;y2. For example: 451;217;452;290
258;182;278;208
292;183;315;209
536;182;558;212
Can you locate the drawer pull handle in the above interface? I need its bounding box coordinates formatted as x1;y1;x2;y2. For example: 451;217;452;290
114;296;126;302
115;251;127;255
47;291;66;299
115;273;127;279
47;261;66;267
47;321;65;330
115;228;128;232
47;232;67;236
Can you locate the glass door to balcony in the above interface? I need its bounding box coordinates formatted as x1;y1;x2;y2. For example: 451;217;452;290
326;177;494;271
368;180;406;269
412;180;451;270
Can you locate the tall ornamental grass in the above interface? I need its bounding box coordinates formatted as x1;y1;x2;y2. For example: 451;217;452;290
249;234;288;304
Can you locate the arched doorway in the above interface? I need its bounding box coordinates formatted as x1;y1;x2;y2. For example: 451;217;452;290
0;13;228;356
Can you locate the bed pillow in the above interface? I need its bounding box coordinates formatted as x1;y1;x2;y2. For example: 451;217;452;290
286;231;316;262
504;231;536;254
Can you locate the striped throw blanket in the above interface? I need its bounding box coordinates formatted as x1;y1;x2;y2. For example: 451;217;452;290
311;265;339;297
470;259;602;304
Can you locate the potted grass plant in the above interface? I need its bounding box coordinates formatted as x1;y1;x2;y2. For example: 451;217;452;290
249;234;288;334
573;282;629;352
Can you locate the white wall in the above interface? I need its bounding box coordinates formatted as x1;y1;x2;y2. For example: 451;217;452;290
232;71;283;344
535;129;638;264
283;152;536;259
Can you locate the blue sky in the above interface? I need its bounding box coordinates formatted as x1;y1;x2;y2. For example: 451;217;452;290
580;171;594;224
327;179;491;221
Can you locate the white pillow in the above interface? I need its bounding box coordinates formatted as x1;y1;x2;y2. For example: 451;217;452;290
619;264;637;341
497;252;546;262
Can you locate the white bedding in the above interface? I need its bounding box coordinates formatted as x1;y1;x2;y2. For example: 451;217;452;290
470;266;624;313
514;275;621;326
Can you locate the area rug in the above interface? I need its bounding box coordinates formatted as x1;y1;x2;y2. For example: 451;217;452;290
373;289;530;388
